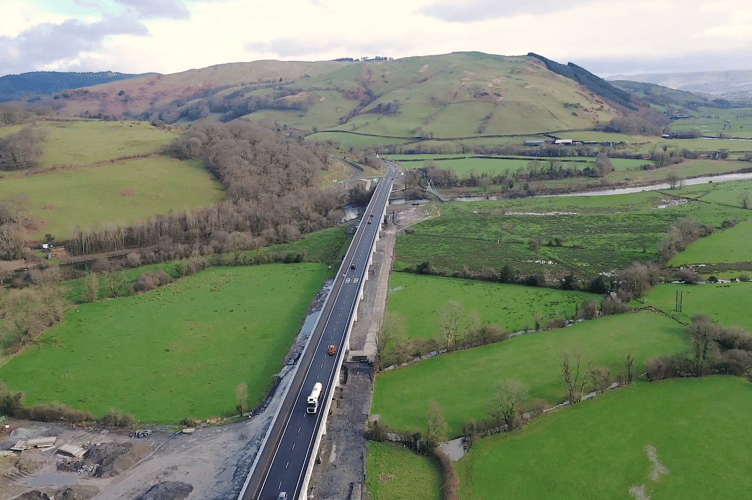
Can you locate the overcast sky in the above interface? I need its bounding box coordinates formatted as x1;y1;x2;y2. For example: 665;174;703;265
1;0;751;79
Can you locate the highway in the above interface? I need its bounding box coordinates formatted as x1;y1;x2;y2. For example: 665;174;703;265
239;162;398;500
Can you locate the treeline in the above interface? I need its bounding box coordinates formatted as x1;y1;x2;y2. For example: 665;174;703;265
0;195;31;260
416;154;614;191
647;313;752;379
0;126;45;171
130;87;313;124
0;102;55;125
528;53;637;110
68;121;342;256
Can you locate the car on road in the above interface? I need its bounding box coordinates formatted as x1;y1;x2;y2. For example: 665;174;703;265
350;264;356;269
328;345;337;355
277;493;287;500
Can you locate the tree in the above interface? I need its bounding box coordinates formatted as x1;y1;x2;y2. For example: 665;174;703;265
689;313;718;376
623;354;635;385
0;127;45;171
561;351;587;404
0;283;67;348
740;192;750;209
487;380;528;428
438;300;463;350
84;272;99;303
587;366;611;394
617;262;659;300
425;399;449;450
666;171;681;189
594;153;613;177
377;312;405;370
437;300;479;351
104;270;128;298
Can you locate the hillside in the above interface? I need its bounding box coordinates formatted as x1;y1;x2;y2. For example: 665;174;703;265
0;71;154;103
44;53;630;138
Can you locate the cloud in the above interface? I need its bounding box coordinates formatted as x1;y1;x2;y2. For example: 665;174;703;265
112;0;191;20
0;15;148;74
417;0;585;22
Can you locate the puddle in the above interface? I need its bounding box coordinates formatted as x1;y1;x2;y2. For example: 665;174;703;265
217;465;236;483
27;472;78;488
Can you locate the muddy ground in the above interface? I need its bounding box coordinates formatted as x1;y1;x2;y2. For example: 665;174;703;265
0;205;428;500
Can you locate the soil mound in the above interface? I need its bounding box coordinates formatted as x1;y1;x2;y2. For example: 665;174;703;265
134;481;194;500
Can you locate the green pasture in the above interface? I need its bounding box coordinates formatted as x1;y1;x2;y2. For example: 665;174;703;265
671;218;752;265
674;177;752;206
394;193;749;278
387;273;595;338
0;264;327;422
366;442;442;500
669;110;752;139
0;120;181;169
458;376;752;500
609;159;752;186
371;311;687;437
0;156;224;240
645;282;752;330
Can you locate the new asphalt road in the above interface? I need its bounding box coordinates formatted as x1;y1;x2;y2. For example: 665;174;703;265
240;163;398;500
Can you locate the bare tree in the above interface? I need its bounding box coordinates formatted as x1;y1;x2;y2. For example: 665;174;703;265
84;273;99;303
437;300;480;351
487;380;528;428
689;313;718;376
561;351;587;404
587;366;611;394
594;153;613;177
425;399;449;450
666;171;680;189
376;311;405;370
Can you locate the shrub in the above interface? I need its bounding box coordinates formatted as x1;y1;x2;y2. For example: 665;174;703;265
601;296;628;315
132;269;173;293
546;317;568;330
739;274;750;282
101;409;137;428
676;268;702;284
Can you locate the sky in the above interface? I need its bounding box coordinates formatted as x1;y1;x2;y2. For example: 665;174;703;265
1;0;751;79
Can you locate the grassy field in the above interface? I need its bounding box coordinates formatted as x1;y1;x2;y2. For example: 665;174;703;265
371;311;687;437
644;282;752;330
393;192;749;278
0;264;327;422
387;273;596;338
0;120;181;171
671;218;752;265
457;376;752;500
366;442;442;500
0;156;224;240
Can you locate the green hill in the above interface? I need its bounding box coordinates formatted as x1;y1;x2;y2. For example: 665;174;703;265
47;52;627;139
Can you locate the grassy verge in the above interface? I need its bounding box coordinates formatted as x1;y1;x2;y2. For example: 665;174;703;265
387;272;596;338
371;310;687;437
0;264;327;422
458;376;752;500
367;441;443;500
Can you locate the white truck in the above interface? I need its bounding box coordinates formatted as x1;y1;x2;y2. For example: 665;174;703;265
306;382;323;414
